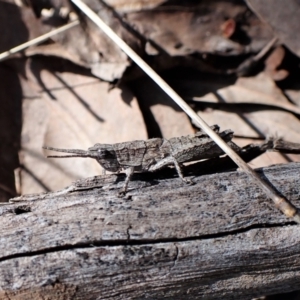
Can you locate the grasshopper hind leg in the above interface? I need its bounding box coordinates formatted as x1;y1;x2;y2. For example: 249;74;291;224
149;156;193;185
172;158;194;185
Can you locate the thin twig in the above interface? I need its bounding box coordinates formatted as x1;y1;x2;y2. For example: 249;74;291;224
234;37;278;76
71;0;300;223
0;19;79;62
253;37;278;61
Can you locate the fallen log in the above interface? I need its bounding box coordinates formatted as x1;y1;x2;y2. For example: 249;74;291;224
0;161;300;299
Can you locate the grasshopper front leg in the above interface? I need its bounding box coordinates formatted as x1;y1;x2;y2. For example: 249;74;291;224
119;166;135;194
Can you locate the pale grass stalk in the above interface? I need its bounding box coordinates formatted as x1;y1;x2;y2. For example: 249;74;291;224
0;19;79;62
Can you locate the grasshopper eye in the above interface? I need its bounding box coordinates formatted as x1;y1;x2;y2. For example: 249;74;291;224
98;149;115;159
98;149;107;158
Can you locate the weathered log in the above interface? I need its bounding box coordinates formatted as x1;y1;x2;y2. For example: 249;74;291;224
0;162;300;299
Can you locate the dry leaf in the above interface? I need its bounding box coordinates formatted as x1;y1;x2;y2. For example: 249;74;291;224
18;58;147;193
0;1;131;82
285;89;300;108
264;46;288;81
191;72;300;119
125;1;273;56
191;72;300;167
246;0;300;57
130;77;194;139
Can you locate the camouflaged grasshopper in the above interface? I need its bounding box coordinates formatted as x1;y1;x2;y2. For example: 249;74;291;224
43;125;236;193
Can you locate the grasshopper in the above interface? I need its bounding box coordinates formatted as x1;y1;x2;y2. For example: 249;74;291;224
43;125;236;193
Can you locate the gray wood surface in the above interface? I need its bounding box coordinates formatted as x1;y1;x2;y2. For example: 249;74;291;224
0;162;300;299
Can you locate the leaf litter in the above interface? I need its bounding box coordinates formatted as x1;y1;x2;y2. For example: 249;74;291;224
0;0;300;206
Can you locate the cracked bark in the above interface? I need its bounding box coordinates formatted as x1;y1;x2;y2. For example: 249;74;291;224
0;161;300;299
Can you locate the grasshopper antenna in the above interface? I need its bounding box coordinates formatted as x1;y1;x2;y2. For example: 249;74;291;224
43;146;91;158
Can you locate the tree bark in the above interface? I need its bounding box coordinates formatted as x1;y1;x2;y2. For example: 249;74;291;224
0;162;300;299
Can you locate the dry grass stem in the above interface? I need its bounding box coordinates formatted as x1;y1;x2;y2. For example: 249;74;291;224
0;19;79;62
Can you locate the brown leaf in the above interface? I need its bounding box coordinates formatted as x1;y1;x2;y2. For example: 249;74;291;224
190;72;300;168
18;58;147;193
125;1;273;56
191;72;300;118
130;77;194;139
246;0;300;57
220;19;236;38
2;1;131;82
265;46;289;81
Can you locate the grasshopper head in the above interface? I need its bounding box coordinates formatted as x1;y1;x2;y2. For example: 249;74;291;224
43;144;121;173
88;144;120;172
